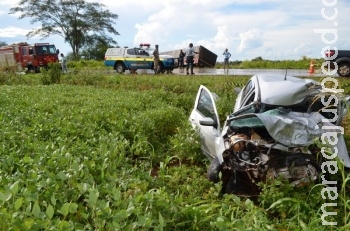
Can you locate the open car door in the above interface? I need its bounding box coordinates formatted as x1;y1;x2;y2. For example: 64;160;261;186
189;85;223;160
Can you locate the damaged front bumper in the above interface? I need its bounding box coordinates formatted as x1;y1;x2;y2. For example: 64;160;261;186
215;108;349;196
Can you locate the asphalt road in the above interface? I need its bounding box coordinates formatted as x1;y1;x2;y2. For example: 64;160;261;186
120;68;332;77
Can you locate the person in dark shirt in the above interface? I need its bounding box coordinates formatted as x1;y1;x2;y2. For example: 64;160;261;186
178;49;185;70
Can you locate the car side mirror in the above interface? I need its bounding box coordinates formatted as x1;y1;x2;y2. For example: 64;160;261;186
56;49;60;54
234;87;242;94
199;117;218;128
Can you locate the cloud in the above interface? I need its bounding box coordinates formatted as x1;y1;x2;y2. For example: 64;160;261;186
238;29;263;53
0;26;30;38
0;2;14;7
2;0;350;61
134;22;163;46
294;43;312;57
213;25;234;49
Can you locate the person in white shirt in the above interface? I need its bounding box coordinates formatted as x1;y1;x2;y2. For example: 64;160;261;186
60;53;67;73
223;48;231;70
185;43;198;75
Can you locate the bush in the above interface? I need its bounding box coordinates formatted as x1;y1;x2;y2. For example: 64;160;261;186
40;62;62;85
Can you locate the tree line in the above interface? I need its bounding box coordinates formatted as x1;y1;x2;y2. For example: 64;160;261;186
5;0;120;60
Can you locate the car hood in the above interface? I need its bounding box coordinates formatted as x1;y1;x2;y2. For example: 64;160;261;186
257;75;319;105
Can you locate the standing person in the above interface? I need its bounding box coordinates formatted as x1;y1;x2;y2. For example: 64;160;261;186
223;48;231;72
60;53;67;73
185;43;199;75
178;49;185;72
153;44;160;74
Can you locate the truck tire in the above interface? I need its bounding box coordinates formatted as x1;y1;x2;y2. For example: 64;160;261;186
207;156;221;183
115;63;125;74
158;63;164;74
337;62;350;77
26;64;35;74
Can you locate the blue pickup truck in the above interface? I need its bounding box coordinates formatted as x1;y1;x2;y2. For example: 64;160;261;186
104;44;177;74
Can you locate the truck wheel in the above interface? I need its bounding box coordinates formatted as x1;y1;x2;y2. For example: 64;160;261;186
158;63;164;74
26;64;35;74
115;63;125;74
337;62;350;77
207;157;221;183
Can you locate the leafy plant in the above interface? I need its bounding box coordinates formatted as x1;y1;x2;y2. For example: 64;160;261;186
0;72;349;230
40;62;62;84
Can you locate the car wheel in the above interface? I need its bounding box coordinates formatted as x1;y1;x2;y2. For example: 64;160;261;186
207;157;221;183
337;62;350;77
115;63;125;74
158;63;164;74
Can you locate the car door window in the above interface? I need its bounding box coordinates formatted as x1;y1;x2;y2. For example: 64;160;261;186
242;91;255;107
232;91;257;116
22;47;27;55
241;80;253;100
136;49;149;56
189;85;222;159
127;48;136;55
28;47;34;55
196;88;218;122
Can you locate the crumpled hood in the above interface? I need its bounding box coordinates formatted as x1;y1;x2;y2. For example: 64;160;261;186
229;108;350;167
257;75;319;105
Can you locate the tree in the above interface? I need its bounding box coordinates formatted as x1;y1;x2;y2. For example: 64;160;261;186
80;36;112;60
0;41;7;47
9;0;119;60
251;56;263;62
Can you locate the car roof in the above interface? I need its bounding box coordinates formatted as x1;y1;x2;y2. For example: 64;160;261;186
253;74;320;105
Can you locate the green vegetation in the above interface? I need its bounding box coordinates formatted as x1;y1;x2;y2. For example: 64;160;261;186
0;68;349;230
216;56;325;70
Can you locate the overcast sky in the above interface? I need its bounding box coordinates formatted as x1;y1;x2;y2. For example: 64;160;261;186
0;0;349;61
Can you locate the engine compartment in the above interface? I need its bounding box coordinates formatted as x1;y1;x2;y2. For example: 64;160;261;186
220;124;321;196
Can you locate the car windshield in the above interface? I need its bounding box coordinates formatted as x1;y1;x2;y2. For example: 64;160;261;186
35;45;56;55
144;48;154;56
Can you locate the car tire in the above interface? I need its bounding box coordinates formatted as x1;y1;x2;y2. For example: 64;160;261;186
158;63;164;74
207;157;221;183
115;63;125;74
337;62;350;77
224;175;236;194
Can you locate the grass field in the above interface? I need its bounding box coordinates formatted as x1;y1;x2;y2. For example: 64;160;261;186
0;67;349;230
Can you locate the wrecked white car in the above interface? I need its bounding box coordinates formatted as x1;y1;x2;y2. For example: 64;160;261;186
189;74;350;196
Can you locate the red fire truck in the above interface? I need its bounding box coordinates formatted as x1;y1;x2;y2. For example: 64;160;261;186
0;42;60;73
